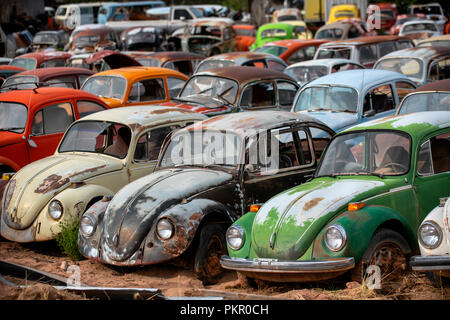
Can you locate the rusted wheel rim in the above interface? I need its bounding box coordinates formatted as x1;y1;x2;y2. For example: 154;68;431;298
369;241;406;282
205;234;226;278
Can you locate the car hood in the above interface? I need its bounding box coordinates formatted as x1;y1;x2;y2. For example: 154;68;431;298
100;167;233;262
3;154;122;230
297;110;358;132
251;178;387;260
0;131;23;148
163;97;232;116
85;50;141;69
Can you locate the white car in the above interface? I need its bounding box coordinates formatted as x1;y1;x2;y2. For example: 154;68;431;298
411;197;450;282
398;20;441;44
408;3;447;33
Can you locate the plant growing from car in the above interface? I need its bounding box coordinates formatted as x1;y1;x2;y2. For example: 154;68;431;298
54;214;84;261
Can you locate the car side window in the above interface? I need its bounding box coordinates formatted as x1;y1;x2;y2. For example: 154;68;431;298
428;63;439;82
359;45;377;64
174;9;192;20
45;76;77;89
287;49;306;65
395;81;416;102
166;77;186;98
267;60;286;72
32;102;74;135
417;132;450;175
240;82;275;109
129;78;166;102
437;58;450;80
378;42;396;57
310;127;332;161
77;100;107;118
40;59;66;68
134;125;180;162
304;46;316;59
277;81;298;109
348;26;360;38
397;40;413;50
363;84;395;115
78;75;89;87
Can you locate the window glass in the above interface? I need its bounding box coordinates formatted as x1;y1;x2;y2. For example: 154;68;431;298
31;110;44;135
277;81;298;108
379;42;396;57
395;81;416;101
43;102;74;134
363;84;395;115
428;63;439;82
397;40;413;50
287;49;306;65
174;9;192;20
316;48;351;60
170;61;191;75
294;86;358;112
267;60;286;72
82;75;126;100
128;78;166;102
45;76;77;88
167;77;186;98
240;82;275;108
297;130;312;165
417;140;433;175
304;46;316;59
376;58;423;80
399;92;450;114
310;127;332;161
430;132;450;174
40;59;66;68
437;58;450;81
134;125;180;162
77;100;107;118
0;102;28;134
359;45;377;64
348;26;360;38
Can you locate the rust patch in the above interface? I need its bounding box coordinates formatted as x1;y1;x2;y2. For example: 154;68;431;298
150;108;194;115
303;197;324;211
74;202;86;216
162;225;189;256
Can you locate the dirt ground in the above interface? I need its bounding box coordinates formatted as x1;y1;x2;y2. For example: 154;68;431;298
0;240;449;300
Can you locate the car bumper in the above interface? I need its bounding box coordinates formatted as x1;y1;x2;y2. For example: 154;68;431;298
410;255;450;272
220;256;355;282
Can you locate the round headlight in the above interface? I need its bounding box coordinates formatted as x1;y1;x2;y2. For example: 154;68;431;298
324;224;347;252
419;221;442;249
156;218;174;240
226;225;245;250
48;200;63;220
80;214;96;237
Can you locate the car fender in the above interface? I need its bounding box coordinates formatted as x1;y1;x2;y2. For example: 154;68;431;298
0;156;20;172
226;211;257;258
312;205;416;262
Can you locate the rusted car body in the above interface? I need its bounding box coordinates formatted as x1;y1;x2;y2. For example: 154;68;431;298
1;67;94;90
315;19;376;41
315;35;414;68
81;66;189;108
135;51;205;77
253;39;328;65
1;106;206;242
374;46;450;85
31;30;69;52
396;78;450;114
164;66;299;116
232;24;255;52
67;50;141;72
390;13;427;35
194;52;288;74
398;20;442;44
120;26;166;51
4;52;72;71
70;26;121;54
272;8;303;23
185;20;236;57
78;111;335;283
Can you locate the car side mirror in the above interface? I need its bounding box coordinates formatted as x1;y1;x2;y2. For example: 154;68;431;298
363;109;375;118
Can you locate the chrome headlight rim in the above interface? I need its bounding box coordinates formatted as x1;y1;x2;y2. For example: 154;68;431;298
156;218;175;241
419;220;443;249
324;223;347;252
226;224;245;251
48;200;63;220
80;213;97;238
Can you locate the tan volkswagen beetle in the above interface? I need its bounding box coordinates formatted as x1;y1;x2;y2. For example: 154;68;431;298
1;105;206;242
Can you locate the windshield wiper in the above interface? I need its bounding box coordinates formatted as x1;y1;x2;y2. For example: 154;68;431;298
198;87;214;95
307;108;330;112
331;171;384;178
216;87;233;105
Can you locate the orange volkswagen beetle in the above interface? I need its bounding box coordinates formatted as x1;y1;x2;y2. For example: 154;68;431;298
81;66;189;108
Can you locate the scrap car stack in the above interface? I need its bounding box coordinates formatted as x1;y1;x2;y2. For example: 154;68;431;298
0;1;449;293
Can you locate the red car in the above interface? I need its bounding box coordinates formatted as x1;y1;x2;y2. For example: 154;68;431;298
254;39;328;64
367;3;398;31
390;14;427;35
232;24;256;51
0;87;109;175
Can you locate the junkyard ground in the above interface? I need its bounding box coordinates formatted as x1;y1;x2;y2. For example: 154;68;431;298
0;241;448;300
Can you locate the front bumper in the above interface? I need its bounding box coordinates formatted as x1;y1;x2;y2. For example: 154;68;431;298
220;256;355;282
410;255;450;272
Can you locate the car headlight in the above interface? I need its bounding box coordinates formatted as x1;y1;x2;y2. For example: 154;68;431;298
324;224;347;252
80;214;97;237
419;221;442;249
156;218;174;240
48;200;63;220
226;225;245;250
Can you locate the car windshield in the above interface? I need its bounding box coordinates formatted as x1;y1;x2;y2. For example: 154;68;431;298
56;7;67;16
419;40;450;47
0;102;28;133
2;76;38;89
294;85;358;112
334;10;355;18
33;33;58;44
412;6;442;15
9;58;37;70
278;15;297;21
261;28;287;38
315;28;344;40
399;92;450;114
136;57;161;67
74;36;100;47
67;58;90;69
284;66;328;83
180;75;238;104
316;48;352;60
190;25;222;37
59;121;132;159
82;76;127;100
317;131;411;177
254;45;288;56
234;28;253;36
375;58;423;80
159;129;242;168
195;60;235;73
403;22;437;33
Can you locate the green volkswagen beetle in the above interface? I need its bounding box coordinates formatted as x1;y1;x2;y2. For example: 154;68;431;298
251;23;299;51
221;111;450;284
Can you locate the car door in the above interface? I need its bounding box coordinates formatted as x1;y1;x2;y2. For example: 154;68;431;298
126;77;167;105
413;130;450;228
243;125;321;208
361;82;396;122
28;100;75;162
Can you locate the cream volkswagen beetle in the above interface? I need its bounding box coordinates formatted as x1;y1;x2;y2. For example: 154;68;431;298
1;106;206;242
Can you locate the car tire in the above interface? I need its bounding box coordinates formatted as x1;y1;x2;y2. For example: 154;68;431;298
194;223;227;285
351;228;410;288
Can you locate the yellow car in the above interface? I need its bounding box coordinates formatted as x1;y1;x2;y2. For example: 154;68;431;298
282;20;313;40
81;66;189;108
327;4;360;24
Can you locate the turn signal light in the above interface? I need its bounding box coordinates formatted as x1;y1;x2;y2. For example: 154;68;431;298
250;204;261;212
348;202;366;211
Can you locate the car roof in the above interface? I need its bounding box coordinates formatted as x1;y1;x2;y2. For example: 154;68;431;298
418;34;450;44
187;111;329;135
345;111;450;140
258;22;294;31
378;46;450;61
8;67;94;80
411;78;450;93
201;51;286;64
260;39;328;48
79;105;206;129
196;66;295;83
89;66;188;82
320;35;410;47
287;58;362;69
304;69;409;91
0;87;104;108
138;51;205;63
14;52;72;64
